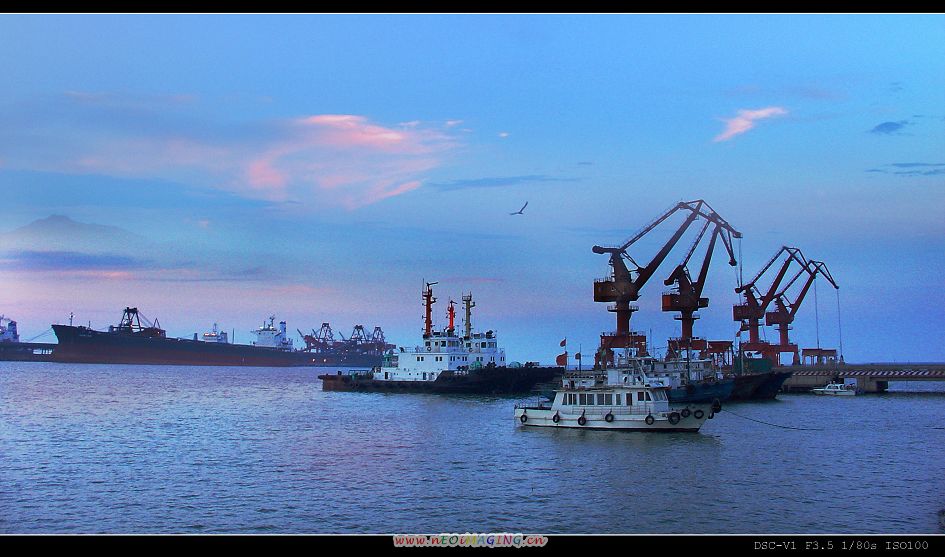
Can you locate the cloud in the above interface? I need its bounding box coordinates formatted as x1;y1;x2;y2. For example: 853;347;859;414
869;120;911;135
0;93;460;209
713;106;788;142
498;132;510;138
0;250;151;272
866;162;945;177
430;175;580;191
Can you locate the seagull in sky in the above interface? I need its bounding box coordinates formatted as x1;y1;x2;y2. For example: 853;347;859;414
509;201;528;216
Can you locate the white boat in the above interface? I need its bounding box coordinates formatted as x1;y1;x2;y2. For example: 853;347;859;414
812;382;856;396
514;367;721;432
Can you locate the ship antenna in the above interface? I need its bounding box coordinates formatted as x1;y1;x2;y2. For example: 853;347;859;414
447;300;456;333
422;281;438;338
462;292;475;339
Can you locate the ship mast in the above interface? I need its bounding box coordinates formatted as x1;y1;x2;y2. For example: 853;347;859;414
422;281;438;338
447;300;456;333
462;292;475;339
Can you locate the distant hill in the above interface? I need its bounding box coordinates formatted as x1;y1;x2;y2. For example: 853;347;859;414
0;215;147;253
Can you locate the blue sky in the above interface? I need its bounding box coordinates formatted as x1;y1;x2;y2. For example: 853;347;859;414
1;14;943;362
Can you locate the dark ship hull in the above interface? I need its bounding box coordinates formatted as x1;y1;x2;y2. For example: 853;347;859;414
728;371;793;400
0;342;56;362
51;324;382;367
667;378;735;403
319;366;563;395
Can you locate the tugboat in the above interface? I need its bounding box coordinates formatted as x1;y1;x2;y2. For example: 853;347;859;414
514;365;721;432
319;283;562;394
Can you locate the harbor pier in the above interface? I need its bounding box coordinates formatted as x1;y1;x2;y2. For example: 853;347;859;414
780;363;945;393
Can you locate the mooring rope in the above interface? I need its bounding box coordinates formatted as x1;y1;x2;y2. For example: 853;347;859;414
721;408;825;431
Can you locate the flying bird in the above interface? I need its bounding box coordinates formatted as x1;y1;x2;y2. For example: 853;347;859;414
509;201;528;215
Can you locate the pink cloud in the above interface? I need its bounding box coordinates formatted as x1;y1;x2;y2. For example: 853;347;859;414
713;106;788;142
240;114;454;207
2;97;460;209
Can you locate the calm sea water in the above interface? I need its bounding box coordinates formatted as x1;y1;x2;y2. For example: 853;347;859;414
1;362;943;534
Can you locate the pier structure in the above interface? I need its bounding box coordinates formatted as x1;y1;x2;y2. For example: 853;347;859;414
780;363;945;393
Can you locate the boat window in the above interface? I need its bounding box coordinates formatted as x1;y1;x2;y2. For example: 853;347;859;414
605;394;613;405
579;393;587;405
645;391;652;401
596;393;605;405
615;394;621;405
626;394;632;406
637;392;645;401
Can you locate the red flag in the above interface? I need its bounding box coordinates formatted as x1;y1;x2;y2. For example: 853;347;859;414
555;351;568;366
559;338;566;347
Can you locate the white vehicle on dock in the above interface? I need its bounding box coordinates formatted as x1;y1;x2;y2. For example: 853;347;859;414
514;367;721;432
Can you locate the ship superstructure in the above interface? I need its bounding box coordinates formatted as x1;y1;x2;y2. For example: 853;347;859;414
0;315;19;343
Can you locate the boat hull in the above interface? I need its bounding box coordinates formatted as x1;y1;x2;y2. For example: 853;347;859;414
51;324;381;367
667;378;734;403
0;342;55;362
319;366;563;394
752;371;794;399
514;405;712;432
729;371;793;400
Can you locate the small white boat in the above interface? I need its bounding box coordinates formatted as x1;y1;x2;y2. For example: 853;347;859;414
514;367;720;432
812;383;856;396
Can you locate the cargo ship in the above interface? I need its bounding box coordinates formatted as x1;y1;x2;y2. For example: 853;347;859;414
0;315;55;362
50;307;391;367
320;284;562;394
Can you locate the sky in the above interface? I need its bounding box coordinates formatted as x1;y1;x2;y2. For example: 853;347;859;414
1;14;943;363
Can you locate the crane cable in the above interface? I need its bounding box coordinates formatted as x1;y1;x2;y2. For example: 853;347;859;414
836;288;844;362
814;273;820;348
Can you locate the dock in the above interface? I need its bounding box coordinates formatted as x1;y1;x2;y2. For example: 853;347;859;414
779;363;945;393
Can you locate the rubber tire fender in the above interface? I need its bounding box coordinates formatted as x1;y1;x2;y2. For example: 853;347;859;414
552;412;560;423
681;408;691;418
577;415;587;426
668;412;681;425
645;414;655;426
604;412;614;423
693;409;705;420
520;414;527;423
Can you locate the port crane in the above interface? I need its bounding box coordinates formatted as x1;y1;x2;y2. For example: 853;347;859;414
733;246;809;364
765;258;839;365
733;247;838;365
660;206;741;358
592;200;740;366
